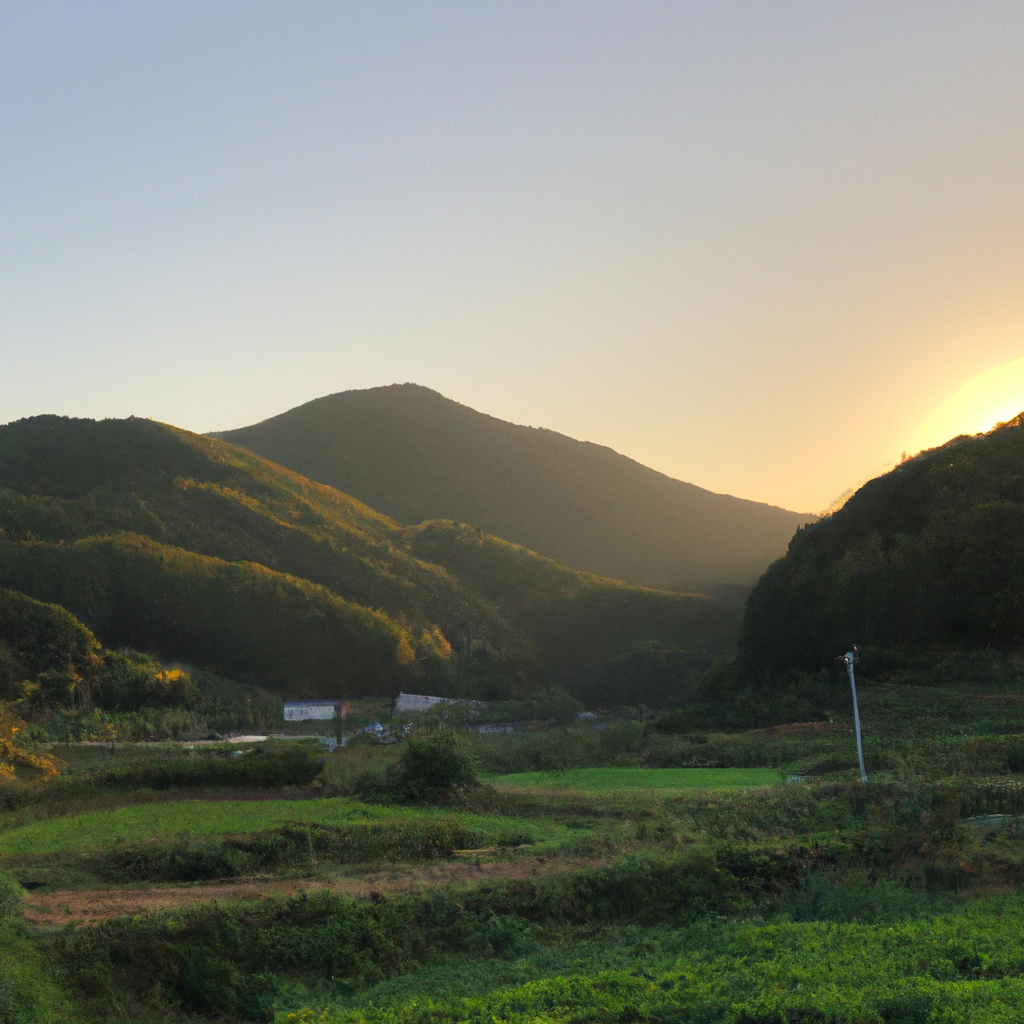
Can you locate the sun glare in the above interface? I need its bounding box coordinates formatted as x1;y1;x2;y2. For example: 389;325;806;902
909;356;1024;455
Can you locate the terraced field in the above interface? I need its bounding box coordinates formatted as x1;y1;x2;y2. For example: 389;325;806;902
0;796;576;855
483;766;784;793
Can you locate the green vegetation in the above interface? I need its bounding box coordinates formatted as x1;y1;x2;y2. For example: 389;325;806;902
0;414;736;701
11;820;483;887
0;587;99;706
0;793;572;856
0;872;23;923
407;521;738;703
0;744;325;822
0;534;418;698
0;929;82;1023
280;906;1024;1023
0;702;62;783
484;766;784;791
9;409;1024;1022
215;383;812;591
386;727;478;800
739;413;1024;686
26;765;1024;1022
0;584;285;748
4;709;1024;1021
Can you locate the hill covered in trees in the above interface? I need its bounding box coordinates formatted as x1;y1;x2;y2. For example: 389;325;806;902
0;415;738;705
214;384;813;591
739;413;1024;683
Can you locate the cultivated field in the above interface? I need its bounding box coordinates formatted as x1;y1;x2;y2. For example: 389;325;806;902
4;703;1024;1022
483;766;784;792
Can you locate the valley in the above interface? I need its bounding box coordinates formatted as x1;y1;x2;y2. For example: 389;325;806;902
1;406;1024;1021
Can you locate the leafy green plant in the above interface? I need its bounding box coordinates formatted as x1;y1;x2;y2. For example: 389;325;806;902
370;728;478;802
0;874;23;925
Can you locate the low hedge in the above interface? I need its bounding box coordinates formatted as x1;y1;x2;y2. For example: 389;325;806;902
93;819;481;883
0;745;324;811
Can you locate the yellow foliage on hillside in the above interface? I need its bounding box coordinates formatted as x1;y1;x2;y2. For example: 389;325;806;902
0;703;62;783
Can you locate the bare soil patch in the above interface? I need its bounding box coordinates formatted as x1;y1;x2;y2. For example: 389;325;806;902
23;852;601;927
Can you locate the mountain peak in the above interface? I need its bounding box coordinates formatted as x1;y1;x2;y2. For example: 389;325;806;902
214;386;814;590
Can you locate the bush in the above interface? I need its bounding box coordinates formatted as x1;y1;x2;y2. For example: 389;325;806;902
789;871;929;924
388;728;477;801
0;874;23;924
85;744;325;791
349;728;477;802
653;709;691;734
599;720;646;758
48;850;748;1017
0;744;324;812
92;649;200;713
92;820;480;883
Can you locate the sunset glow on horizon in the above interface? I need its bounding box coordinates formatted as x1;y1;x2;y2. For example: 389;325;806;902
908;356;1024;458
2;4;1024;514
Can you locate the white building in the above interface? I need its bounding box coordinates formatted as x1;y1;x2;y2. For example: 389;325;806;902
393;691;484;715
283;700;344;722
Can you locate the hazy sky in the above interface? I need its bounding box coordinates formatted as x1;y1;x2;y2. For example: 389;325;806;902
3;2;1024;513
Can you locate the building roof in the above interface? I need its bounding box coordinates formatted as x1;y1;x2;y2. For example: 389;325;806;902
393;691;484;714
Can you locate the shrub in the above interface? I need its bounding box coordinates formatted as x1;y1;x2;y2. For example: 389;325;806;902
390;728;477;801
92;821;480;883
653;708;691;734
77;744;325;791
0;744;323;812
92;650;200;713
49;850;747;1016
0;701;63;782
0;873;23;924
599;720;646;758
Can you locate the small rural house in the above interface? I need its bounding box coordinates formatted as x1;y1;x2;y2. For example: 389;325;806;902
283;699;346;722
393;692;484;715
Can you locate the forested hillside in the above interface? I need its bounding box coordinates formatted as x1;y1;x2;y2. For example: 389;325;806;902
739;413;1024;681
214;384;813;591
0;415;737;703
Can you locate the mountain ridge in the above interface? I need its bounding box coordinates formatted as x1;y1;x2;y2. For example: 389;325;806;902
738;412;1024;682
0;414;739;704
213;384;814;590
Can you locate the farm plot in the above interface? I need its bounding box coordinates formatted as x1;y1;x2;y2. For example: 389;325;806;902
483;766;784;794
0;796;577;856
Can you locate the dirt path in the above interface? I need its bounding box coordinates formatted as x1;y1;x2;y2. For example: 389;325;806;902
24;853;599;927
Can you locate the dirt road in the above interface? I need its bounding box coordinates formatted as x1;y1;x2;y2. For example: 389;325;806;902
24;852;598;927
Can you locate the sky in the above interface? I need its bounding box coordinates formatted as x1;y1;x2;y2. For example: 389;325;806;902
2;2;1024;514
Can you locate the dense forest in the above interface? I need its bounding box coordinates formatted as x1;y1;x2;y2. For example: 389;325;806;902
0;415;738;705
215;383;814;591
739;413;1024;683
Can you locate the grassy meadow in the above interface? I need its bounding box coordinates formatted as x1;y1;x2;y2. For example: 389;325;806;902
0;695;1022;1023
482;766;784;792
0;795;575;857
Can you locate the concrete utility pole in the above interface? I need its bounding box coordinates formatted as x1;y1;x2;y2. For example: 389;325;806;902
840;648;868;784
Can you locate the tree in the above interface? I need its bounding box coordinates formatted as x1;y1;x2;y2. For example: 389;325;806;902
393;727;476;800
0;702;62;782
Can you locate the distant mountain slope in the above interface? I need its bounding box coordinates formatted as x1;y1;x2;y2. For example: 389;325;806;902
407;520;739;705
213;384;814;591
0;415;739;703
739;413;1024;680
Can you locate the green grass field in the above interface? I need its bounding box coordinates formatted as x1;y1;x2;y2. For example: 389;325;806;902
11;729;1024;1023
0;796;580;856
483;766;784;792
